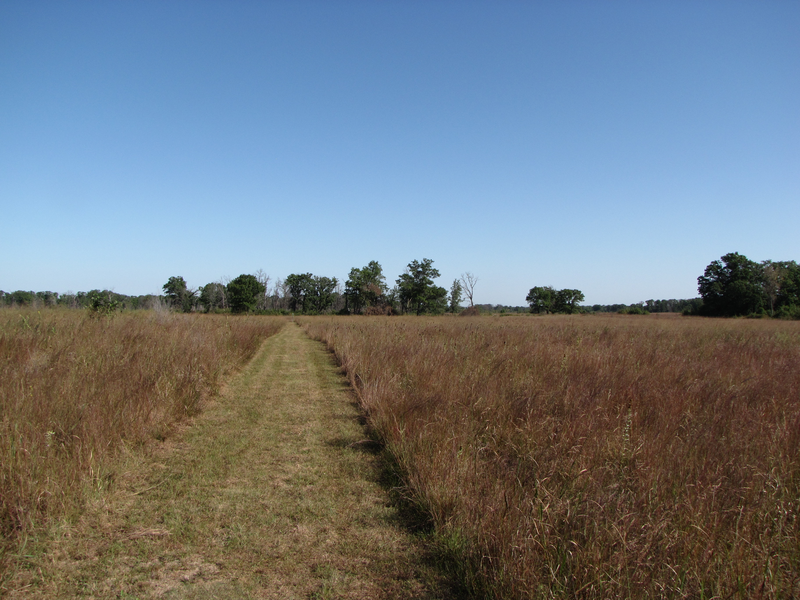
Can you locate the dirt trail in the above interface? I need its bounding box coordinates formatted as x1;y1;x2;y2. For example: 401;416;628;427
11;323;454;599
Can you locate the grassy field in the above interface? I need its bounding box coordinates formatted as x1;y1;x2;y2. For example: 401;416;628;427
6;322;456;599
4;309;798;598
301;314;800;599
0;308;286;583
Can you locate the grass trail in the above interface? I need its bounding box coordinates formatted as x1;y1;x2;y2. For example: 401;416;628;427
8;323;453;599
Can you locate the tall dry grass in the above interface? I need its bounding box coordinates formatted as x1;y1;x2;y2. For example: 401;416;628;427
0;308;285;577
302;314;800;599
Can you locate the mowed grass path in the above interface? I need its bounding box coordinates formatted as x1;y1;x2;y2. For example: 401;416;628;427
11;323;452;599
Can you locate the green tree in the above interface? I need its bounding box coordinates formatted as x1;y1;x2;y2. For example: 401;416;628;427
227;274;266;314
396;258;447;315
526;286;584;314
8;291;35;306
285;273;314;313
526;286;556;313
307;276;339;313
448;279;463;313
554;289;585;314
344;261;388;314
163;276;195;313
199;282;226;312
284;273;339;314
698;253;766;316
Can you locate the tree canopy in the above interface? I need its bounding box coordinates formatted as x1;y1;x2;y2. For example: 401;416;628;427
344;261;388;314
163;276;195;313
285;273;313;313
526;286;556;314
396;258;447;315
526;286;584;314
285;273;339;314
227;274;265;314
199;282;226;313
697;252;800;317
306;275;338;314
554;289;585;314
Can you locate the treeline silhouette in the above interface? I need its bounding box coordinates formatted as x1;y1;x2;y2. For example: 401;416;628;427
0;289;161;310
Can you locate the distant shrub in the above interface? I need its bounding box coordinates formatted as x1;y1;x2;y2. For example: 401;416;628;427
87;290;119;316
459;306;480;317
618;305;650;315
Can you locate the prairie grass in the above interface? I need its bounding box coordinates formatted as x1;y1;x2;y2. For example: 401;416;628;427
0;308;285;580
302;314;800;599
8;323;451;598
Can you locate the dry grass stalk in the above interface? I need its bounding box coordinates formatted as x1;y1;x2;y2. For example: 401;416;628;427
0;308;285;580
301;314;800;599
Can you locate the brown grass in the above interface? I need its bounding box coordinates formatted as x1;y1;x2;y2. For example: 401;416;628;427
5;321;456;599
301;314;800;599
0;308;285;582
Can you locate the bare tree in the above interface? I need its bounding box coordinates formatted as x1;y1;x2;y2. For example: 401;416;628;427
218;275;231;310
762;261;786;317
333;279;346;313
271;277;282;310
273;277;291;311
460;272;479;307
254;269;271;311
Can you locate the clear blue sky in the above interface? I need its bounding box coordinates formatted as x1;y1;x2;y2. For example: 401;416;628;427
2;1;798;306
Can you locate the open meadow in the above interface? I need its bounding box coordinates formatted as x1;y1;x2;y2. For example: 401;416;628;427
302;314;800;599
2;309;798;598
0;308;286;583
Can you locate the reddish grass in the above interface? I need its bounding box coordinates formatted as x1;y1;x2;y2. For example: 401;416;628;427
0;308;285;578
302;314;800;599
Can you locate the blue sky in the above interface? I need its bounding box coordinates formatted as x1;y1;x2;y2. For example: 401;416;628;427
2;1;798;306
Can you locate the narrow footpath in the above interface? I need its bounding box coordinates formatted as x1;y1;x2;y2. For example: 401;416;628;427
14;323;454;599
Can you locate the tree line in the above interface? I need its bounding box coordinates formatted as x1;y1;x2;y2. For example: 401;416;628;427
589;299;703;314
524;252;798;319
158;259;480;315
5;252;797;319
0;289;161;311
524;284;703;315
1;286;702;317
